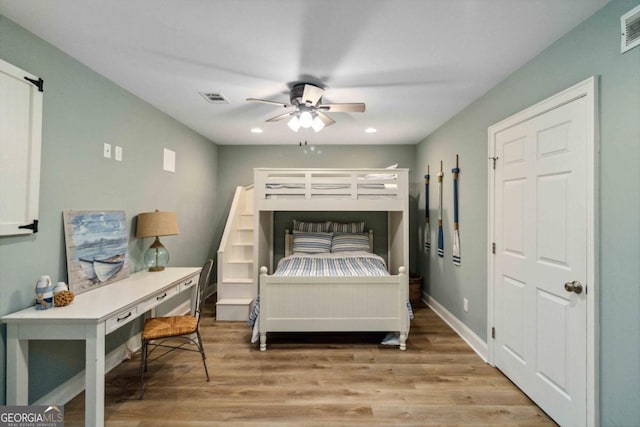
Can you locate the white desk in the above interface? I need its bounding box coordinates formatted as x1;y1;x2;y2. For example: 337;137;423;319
1;267;201;427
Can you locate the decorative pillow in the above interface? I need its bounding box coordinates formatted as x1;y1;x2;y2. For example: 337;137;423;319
331;233;371;253
292;231;333;254
331;221;365;233
293;219;331;232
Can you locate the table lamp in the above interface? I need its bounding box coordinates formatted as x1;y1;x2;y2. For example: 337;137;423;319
136;210;179;271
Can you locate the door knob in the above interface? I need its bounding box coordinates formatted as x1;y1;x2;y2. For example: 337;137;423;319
564;280;583;295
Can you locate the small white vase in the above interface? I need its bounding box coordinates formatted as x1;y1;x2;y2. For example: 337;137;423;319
53;281;68;294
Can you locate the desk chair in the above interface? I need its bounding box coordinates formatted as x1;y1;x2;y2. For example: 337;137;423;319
139;259;214;399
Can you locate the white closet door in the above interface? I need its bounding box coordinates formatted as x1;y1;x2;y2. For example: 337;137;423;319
493;96;589;426
0;59;43;236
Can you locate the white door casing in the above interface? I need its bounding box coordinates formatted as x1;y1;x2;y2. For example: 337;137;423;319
0;59;43;236
487;77;598;427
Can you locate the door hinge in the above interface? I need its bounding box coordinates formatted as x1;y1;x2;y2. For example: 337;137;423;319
488;156;498;169
18;219;39;233
491;327;495;339
492;242;496;254
24;76;44;92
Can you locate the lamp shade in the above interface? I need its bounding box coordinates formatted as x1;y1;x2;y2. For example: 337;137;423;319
136;211;179;238
287;115;301;132
299;111;313;128
311;115;325;132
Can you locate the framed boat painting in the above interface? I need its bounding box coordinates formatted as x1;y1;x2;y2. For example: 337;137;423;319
63;210;130;294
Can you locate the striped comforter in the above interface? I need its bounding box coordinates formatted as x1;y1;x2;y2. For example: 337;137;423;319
274;252;389;276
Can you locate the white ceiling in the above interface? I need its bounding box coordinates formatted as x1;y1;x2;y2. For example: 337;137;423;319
1;0;609;145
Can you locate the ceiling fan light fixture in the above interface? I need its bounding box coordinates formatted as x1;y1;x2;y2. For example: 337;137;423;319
312;115;325;132
299;111;313;128
287;116;301;132
247;83;366;133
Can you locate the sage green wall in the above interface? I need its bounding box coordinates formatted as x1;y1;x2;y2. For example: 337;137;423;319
0;16;219;403
215;144;420;272
414;1;640;424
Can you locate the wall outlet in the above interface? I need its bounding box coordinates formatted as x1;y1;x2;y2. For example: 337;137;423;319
103;143;111;158
463;298;469;312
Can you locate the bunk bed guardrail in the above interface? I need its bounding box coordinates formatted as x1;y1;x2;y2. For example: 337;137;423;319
254;168;408;203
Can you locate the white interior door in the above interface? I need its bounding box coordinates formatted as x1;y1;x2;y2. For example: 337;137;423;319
0;59;43;236
489;78;597;427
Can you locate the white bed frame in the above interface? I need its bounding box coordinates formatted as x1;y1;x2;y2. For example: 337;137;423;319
253;168;410;351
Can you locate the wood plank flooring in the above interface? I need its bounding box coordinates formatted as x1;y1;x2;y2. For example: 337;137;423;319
63;299;557;426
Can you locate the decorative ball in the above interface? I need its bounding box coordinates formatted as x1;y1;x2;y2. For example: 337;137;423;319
54;290;75;307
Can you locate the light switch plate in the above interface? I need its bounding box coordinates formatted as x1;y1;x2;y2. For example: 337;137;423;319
103;143;112;158
115;146;123;161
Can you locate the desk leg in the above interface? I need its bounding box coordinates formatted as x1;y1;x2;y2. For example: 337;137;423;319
6;324;29;404
85;323;106;427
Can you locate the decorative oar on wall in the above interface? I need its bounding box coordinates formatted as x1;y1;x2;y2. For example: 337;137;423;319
452;155;461;266
424;166;430;253
437;161;444;258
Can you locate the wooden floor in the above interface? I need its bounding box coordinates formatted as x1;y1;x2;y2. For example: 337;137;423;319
64;299;556;426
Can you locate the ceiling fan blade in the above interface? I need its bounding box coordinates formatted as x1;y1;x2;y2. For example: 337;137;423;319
247;98;290;108
318;102;366;113
316;111;336;126
265;112;294;122
302;84;324;106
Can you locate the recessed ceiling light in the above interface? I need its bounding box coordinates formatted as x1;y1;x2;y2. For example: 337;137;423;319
251;128;263;134
365;127;377;133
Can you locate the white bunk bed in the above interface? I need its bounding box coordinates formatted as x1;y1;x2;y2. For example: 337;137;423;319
253;168;410;351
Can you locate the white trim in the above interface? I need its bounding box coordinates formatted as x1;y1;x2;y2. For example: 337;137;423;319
33;301;192;406
487;76;599;427
424;293;488;362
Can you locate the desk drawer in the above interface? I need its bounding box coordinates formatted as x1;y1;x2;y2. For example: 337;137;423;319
106;306;138;334
180;275;198;292
138;285;180;313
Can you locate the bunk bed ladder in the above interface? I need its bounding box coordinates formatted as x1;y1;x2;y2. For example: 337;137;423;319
216;185;255;320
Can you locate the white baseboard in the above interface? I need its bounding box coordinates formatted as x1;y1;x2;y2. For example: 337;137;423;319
34;300;192;406
423;292;488;362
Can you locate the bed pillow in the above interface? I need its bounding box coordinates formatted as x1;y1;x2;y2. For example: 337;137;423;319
331;233;371;253
330;221;365;233
293;219;331;232
292;231;333;254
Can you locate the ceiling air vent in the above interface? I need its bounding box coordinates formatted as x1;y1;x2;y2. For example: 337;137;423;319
621;4;640;53
199;92;230;104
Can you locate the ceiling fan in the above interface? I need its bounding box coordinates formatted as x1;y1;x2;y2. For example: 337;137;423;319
247;83;365;132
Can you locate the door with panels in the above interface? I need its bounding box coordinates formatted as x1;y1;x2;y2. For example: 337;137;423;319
0;59;43;236
489;78;596;427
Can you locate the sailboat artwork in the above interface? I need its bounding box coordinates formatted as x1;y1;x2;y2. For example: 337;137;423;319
63;210;130;294
79;254;126;282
